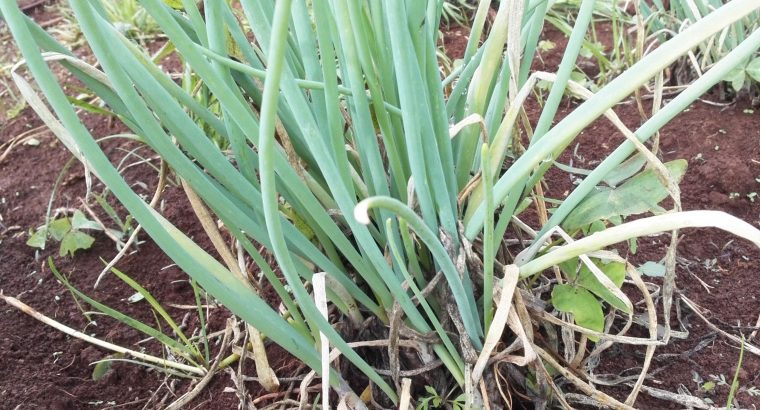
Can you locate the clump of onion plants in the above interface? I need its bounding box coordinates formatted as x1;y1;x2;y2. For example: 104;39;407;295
2;0;760;407
642;0;760;95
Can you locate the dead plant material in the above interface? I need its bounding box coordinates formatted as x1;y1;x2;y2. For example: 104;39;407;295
165;321;234;410
681;295;760;357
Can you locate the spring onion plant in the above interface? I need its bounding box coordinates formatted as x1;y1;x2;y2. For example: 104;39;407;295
2;0;760;406
641;0;760;91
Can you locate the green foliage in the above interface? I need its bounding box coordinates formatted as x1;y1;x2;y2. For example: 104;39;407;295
641;0;760;92
638;261;666;277
726;338;746;409
92;192;134;237
563;159;687;231
161;0;183;9
27;210;98;257
101;0;161;39
417;386;443;409
560;258;628;312
49;259;206;368
724;57;760;92
553;257;629;340
441;0;475;27
91;353;123;381
545;1;638;90
551;284;605;337
416;386;466;410
4;0;760;405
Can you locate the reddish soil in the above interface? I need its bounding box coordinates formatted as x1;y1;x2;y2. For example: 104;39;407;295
535;96;760;409
531;20;760;409
1;3;759;410
0;5;295;409
442;24;470;61
16;0;50;13
0;106;305;408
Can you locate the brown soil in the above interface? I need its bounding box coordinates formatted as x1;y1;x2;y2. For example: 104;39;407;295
0;105;305;408
16;0;50;13
442;24;470;61
0;5;292;409
1;4;759;410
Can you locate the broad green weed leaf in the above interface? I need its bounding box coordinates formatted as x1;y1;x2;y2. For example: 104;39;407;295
587;220;607;234
578;46;594;59
71;209;101;231
551;284;604;341
559;258;629;313
570;71;589;85
576;261;629;313
538;40;556;52
638;261;666;277
725;65;746;91
746;58;760;82
26;227;47;249
559;257;579;277
563;159;687;231
92;358;114;381
603;153;646;187
48;217;71;241
5;99;26;121
59;230;95;257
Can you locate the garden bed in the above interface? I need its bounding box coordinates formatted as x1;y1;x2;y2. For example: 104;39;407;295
1;2;759;409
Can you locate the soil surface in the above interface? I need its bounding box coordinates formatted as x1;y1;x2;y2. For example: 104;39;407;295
536;95;760;409
16;0;50;12
0;105;302;408
530;23;760;409
1;3;759;410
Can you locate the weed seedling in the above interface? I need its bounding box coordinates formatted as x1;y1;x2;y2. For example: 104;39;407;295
26;210;98;257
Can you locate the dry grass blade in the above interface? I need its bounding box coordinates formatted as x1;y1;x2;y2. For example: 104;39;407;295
399;378;413;410
165;321;234;410
1;293;205;376
448;113;488;140
247;325;280;393
182;180;279;392
299;339;429;409
0;125;49;164
6;0;760;406
681;295;760;357
633;384;716;409
388;302;403;390
182;180;256;290
749;314;760;342
472;264;520;385
534;345;634;410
